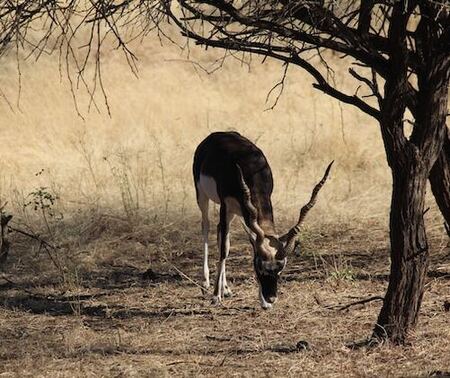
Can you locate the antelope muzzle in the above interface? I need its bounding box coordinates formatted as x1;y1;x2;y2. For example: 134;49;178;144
254;257;286;309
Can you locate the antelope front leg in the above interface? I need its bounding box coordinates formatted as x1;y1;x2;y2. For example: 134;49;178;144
222;266;232;297
222;215;234;298
212;259;225;304
212;203;232;304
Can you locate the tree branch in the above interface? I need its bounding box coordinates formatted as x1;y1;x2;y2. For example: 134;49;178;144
180;0;390;77
163;1;381;120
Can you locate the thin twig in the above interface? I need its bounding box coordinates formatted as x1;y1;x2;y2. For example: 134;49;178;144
165;259;209;293
326;295;384;311
8;225;62;271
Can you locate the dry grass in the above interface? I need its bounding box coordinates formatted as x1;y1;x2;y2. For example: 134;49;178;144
0;29;393;221
1;217;449;377
0;29;449;377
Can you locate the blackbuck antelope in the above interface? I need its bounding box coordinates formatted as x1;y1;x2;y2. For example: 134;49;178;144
193;132;333;309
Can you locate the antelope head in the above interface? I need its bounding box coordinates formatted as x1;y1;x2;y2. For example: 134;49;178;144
237;161;334;309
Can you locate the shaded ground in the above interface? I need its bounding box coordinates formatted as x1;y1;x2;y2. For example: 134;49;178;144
0;214;449;377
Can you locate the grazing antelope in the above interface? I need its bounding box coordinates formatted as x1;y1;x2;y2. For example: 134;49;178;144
193;132;333;309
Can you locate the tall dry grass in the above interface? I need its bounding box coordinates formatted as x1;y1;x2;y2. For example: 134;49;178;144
0;28;444;233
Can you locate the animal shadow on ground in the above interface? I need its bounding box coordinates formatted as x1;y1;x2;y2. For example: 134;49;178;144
0;292;217;318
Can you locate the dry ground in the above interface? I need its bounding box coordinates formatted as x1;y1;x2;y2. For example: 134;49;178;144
0;27;449;377
0;213;449;377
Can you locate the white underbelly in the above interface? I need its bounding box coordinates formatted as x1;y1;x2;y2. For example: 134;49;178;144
197;174;243;216
198;174;220;203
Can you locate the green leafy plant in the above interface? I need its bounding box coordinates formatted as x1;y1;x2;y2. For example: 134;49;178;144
24;186;60;236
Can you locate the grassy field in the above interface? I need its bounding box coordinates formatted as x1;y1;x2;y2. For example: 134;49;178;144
0;29;449;377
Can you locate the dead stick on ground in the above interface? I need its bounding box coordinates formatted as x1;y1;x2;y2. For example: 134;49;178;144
326;295;384;311
8;226;57;250
8;225;62;271
166;361;191;366
164;259;210;293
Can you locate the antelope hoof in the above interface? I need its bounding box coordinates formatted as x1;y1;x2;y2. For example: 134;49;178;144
211;296;222;306
223;286;232;297
201;280;210;295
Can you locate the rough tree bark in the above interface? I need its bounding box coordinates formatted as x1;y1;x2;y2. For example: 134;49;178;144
376;83;449;342
430;130;450;237
374;3;450;342
0;213;12;266
375;162;430;343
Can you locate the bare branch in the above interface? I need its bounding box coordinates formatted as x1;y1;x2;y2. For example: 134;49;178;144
349;67;383;106
265;62;289;111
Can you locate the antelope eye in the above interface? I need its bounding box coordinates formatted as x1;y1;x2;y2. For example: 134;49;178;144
254;258;264;274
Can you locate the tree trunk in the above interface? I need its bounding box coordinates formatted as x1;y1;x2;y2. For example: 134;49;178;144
373;4;450;341
417;2;450;238
0;214;12;266
429;129;450;237
374;76;449;342
374;162;429;343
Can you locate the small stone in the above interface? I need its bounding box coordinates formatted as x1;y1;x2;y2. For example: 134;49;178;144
443;300;450;312
296;340;310;351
